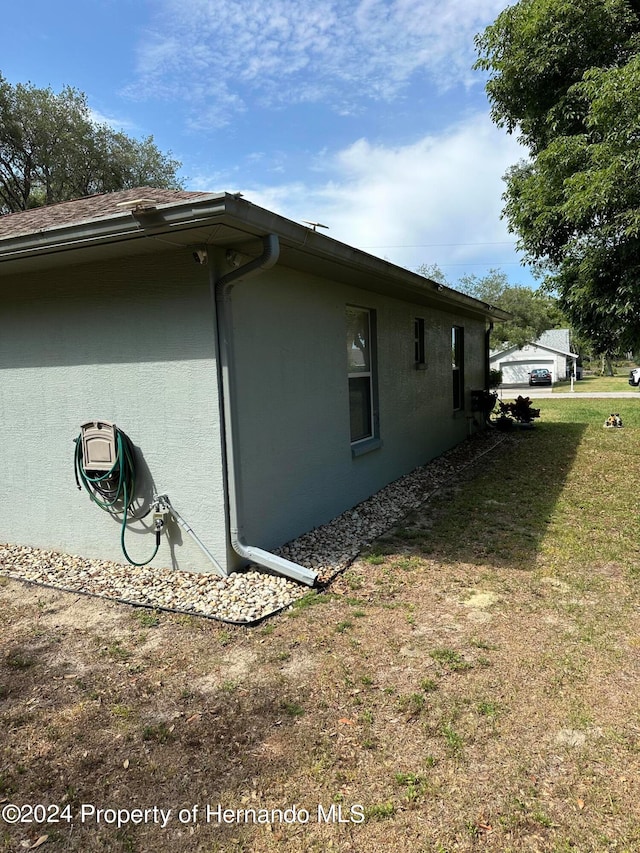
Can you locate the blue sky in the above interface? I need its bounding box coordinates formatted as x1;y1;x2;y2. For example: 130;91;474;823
2;0;534;286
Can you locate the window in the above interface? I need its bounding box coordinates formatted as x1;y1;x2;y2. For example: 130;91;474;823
452;325;464;410
347;306;378;445
414;317;426;368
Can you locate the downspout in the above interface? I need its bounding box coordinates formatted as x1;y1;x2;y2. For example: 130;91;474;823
210;234;317;587
485;321;493;392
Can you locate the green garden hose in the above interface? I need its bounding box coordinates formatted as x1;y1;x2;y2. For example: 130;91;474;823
74;426;161;566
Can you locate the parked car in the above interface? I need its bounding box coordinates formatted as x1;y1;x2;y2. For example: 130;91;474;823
529;368;552;386
629;367;640;387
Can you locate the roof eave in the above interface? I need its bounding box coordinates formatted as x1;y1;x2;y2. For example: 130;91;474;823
0;192;228;262
0;192;507;322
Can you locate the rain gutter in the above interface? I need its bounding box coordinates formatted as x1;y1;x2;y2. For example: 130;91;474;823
0;195;230;264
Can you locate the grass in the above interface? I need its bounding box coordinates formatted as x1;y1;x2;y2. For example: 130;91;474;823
441;721;465;756
2;396;640;852
553;372;636;393
103;640;132;661
4;649;35;670
132;609;161;628
398;692;426;716
141;721;175;743
280;700;305;717
429;648;473;672
477;700;500;718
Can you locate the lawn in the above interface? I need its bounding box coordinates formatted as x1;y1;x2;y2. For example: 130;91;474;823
2;398;640;852
554;373;636;393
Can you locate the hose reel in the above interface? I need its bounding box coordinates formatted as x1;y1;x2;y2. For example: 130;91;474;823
74;421;162;566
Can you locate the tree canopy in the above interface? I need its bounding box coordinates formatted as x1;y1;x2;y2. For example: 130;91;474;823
416;265;564;348
0;75;183;213
457;270;565;348
475;0;640;354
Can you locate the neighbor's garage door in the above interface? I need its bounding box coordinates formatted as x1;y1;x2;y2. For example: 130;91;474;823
500;360;554;384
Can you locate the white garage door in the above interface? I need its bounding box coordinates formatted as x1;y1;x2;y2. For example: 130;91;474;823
500;360;554;384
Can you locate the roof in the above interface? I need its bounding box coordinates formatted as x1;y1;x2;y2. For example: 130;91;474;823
0;188;211;239
536;329;571;353
491;329;577;359
0;187;510;323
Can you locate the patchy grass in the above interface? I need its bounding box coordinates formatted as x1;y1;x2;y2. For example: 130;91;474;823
2;398;640;851
429;648;473;672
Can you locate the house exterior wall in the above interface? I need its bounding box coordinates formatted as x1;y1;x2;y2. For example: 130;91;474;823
0;251;230;573
1;246;488;573
229;264;487;551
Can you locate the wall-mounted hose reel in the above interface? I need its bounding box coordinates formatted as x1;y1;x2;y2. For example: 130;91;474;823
74;420;163;566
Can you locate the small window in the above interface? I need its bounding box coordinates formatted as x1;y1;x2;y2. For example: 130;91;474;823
414;317;426;368
452;325;465;410
347;306;378;444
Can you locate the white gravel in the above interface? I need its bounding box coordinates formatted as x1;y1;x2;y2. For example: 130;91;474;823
0;431;507;623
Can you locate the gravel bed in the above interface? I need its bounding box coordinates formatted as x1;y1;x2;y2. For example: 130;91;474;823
275;429;508;583
0;431;507;623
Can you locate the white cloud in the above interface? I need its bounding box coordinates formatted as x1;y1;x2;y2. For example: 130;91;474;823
88;108;138;133
240;112;530;282
129;0;511;117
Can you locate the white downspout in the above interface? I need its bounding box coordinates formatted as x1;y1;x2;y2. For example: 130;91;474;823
210;235;317;587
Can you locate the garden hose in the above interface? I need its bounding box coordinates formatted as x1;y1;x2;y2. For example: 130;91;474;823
73;426;161;566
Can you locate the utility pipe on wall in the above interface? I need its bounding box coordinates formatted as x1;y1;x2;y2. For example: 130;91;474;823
160;494;227;578
485;321;493;392
210;235;317;587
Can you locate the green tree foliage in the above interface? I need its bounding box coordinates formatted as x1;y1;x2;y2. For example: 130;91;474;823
0;75;183;212
415;262;448;285
475;0;640;354
416;265;564;348
457;269;564;348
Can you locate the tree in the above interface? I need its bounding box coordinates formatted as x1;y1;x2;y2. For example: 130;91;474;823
416;265;564;348
0;75;183;213
456;269;564;348
415;262;448;285
474;0;640;353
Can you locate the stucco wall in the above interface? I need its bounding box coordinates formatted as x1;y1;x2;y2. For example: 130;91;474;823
0;251;229;573
229;265;487;550
1;247;488;572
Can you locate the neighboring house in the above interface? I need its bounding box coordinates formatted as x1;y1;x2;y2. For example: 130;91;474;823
490;329;578;385
0;188;506;586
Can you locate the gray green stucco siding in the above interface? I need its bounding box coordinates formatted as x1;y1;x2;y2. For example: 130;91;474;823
0;251;229;573
230;265;486;551
1;246;487;574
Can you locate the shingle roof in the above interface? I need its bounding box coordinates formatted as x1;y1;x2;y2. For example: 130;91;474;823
0;187;212;240
536;328;571;353
490;328;576;358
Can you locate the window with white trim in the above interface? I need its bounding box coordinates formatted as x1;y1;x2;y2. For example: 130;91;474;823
346;306;377;444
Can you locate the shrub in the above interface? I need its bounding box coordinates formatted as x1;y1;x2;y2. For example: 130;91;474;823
489;368;503;389
496;395;540;424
